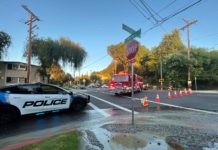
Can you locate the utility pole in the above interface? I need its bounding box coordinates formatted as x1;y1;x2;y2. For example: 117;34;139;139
22;5;40;83
114;60;117;74
180;18;197;88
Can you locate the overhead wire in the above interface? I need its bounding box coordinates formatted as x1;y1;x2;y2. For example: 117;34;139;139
80;54;109;70
139;0;159;23
142;0;203;35
142;0;163;20
156;0;177;14
129;0;155;25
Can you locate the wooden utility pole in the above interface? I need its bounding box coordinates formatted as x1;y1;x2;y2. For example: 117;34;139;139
22;5;40;83
114;60;117;74
180;18;197;87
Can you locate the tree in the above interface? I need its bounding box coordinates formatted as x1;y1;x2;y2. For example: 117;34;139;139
138;49;158;83
191;48;218;89
107;42;129;72
153;29;185;59
28;38;61;81
90;73;101;83
47;64;65;85
107;42;150;74
24;37;87;82
163;53;190;87
0;31;11;59
59;37;87;74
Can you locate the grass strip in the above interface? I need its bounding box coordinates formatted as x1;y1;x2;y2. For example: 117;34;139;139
16;131;80;150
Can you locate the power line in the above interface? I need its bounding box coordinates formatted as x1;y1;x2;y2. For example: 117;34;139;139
132;0;150;18
129;0;155;25
139;0;159;23
80;54;109;70
143;0;203;35
142;0;163;20
156;0;177;14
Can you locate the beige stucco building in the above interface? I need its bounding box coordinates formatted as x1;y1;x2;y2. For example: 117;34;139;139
0;61;44;87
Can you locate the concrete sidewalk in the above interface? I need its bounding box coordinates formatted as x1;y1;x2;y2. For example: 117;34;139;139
193;90;218;94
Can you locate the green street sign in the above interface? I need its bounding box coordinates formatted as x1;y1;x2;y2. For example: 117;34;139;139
124;29;141;43
122;24;136;34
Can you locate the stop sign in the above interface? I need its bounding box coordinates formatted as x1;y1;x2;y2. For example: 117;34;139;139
126;40;139;61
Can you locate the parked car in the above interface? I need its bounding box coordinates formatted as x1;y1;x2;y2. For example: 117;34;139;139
0;82;90;124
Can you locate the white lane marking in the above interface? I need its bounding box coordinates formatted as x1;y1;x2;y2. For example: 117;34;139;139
88;103;110;117
88;94;139;114
124;96;218;115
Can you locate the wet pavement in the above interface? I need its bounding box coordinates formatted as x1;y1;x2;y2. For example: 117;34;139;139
0;89;218;149
80;110;218;150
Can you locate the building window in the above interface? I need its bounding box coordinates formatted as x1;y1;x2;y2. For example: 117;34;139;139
19;77;26;83
7;64;12;70
7;64;19;70
19;64;26;70
6;77;18;83
12;64;18;70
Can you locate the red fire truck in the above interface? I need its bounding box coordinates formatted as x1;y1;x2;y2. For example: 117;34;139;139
108;73;144;95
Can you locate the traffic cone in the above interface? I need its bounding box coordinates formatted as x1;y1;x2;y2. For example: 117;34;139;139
179;90;183;97
184;88;188;96
168;91;172;99
155;94;160;103
173;90;177;98
143;96;149;106
188;88;193;95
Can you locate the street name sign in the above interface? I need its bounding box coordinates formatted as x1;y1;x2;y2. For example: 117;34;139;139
125;29;141;43
122;24;136;34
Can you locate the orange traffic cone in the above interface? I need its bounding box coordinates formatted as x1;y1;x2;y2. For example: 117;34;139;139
155;94;160;103
188;88;193;95
168;91;172;99
143;96;149;106
184;88;188;96
179;90;183;96
173;90;177;98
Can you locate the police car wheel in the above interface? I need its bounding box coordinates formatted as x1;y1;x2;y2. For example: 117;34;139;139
70;101;85;112
0;108;18;124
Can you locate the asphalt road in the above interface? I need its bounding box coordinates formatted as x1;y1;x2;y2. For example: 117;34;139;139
0;88;218;148
85;88;218;113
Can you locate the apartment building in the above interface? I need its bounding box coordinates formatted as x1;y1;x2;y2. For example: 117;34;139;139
0;61;44;87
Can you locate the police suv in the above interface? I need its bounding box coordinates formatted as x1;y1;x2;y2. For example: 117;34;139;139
0;83;90;124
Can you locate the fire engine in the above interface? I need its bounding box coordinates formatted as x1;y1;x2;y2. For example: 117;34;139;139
108;73;143;95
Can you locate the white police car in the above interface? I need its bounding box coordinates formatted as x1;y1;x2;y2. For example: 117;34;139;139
0;83;90;124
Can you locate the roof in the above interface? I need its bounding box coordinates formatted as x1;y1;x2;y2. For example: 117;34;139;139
0;60;39;67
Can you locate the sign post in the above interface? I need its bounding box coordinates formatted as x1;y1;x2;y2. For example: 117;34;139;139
123;24;141;125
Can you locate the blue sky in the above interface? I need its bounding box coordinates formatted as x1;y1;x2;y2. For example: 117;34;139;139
0;0;218;75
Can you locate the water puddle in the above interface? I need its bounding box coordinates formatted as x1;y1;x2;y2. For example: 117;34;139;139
82;128;181;150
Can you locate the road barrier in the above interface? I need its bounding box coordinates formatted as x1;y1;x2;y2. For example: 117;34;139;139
168;91;172;99
184;88;188;96
188;88;193;95
179;90;183;96
140;88;194;107
155;94;160;103
142;96;149;106
173;90;178;98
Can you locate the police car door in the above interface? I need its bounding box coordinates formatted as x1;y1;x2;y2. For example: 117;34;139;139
40;85;71;112
7;84;46;115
